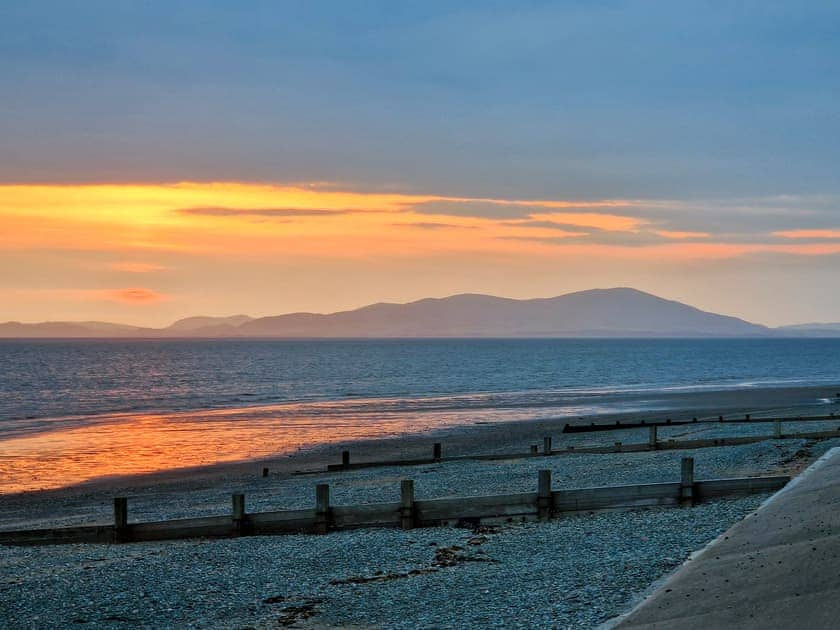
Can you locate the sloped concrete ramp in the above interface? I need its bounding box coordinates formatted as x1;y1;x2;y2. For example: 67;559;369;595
616;447;840;629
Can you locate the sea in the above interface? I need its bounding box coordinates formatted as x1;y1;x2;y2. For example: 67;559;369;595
1;338;840;492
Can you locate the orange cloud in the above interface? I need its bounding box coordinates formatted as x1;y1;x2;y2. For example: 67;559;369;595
774;229;840;239
110;262;166;273
518;212;646;232
89;288;168;304
0;182;641;259
654;230;711;239
3;182;839;267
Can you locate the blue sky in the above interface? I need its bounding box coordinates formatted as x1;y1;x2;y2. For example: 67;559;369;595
3;1;839;197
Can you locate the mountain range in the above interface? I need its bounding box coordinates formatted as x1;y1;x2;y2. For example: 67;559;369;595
1;288;837;338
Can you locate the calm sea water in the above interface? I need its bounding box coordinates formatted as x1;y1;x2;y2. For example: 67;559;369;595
3;338;840;425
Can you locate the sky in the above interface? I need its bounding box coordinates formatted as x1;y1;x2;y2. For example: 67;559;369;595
2;1;840;327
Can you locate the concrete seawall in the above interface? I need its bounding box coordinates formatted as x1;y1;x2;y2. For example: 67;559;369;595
613;446;840;629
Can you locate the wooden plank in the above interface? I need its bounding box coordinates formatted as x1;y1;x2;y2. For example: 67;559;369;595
553;482;681;512
249;509;316;534
563;413;840;434
0;525;114;546
538;470;552;520
232;493;246;536
130;515;231;541
332;502;401;528
400;479;415;530
315;483;330;534
695;476;789;499
416;492;538;522
326;457;436;471
114;497;129;543
681;457;695;506
0;473;795;546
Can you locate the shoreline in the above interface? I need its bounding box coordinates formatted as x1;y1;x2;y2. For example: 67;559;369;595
1;383;838;530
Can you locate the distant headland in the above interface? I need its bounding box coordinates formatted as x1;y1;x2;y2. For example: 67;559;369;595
1;288;837;338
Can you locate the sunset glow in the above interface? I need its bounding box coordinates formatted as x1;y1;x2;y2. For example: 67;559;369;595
2;181;840;326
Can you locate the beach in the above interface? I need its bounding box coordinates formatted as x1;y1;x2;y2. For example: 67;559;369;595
2;384;840;627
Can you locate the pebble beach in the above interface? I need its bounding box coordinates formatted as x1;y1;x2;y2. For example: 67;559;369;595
2;388;839;628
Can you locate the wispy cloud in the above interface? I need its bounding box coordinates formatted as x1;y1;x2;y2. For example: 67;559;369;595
87;288;168;304
391;222;479;230
502;212;646;232
178;206;354;217
654;230;711;240
774;229;840;239
109;262;166;273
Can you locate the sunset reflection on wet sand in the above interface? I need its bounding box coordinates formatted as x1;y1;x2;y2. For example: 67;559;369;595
0;401;534;494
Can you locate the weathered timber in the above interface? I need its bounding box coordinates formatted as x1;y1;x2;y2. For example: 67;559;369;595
249;509;317;534
332;503;401;529
312;428;840;475
680;457;694;506
0;472;791;547
538;470;552;520
232;493;246;536
694;476;789;500
325;457;436;471
543;436;552;455
130;515;232;542
0;525;114;546
415;492;538;524
400;479;415;530
114;497;129;543
553;482;681;512
563;413;838;434
315;484;330;534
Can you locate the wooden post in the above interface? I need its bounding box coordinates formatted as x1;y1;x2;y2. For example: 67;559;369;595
232;493;245;536
774;419;782;439
315;484;330;534
543;436;552;455
745;414;751;421
649;425;658;449
614;441;622;452
433;443;442;461
262;467;269;478
400;479;415;530
538;469;552;520
719;415;724;422
680;457;694;506
530;444;539;455
114;497;128;543
342;450;350;468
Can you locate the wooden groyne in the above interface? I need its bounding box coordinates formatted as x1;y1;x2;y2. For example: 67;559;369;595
0;459;788;547
562;412;840;434
304;423;840;475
